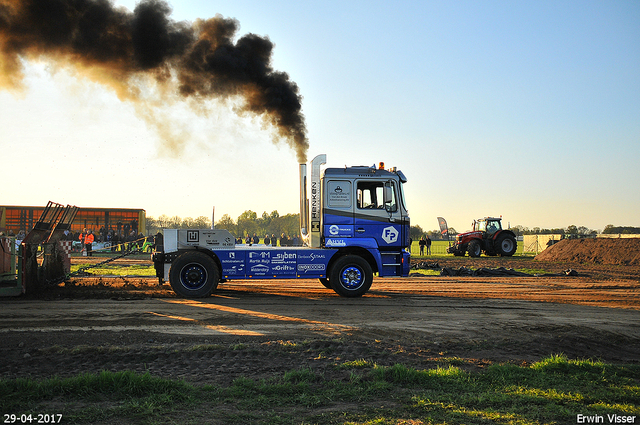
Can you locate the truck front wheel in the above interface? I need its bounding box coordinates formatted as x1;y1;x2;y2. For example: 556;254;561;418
169;251;220;298
329;255;373;297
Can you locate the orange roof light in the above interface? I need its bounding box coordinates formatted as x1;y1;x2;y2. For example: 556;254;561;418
378;162;385;170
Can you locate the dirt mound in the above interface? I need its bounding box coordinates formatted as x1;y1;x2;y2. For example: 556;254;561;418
535;238;640;266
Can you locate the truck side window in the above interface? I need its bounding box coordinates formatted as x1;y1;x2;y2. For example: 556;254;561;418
357;181;396;211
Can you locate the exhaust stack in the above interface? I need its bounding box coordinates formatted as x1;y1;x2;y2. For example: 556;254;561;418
299;163;308;244
300;154;326;248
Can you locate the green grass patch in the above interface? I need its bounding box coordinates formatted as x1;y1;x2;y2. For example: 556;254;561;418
408;268;441;276
339;359;375;369
411;267;548;276
513;268;548;275
71;263;156;276
1;355;638;424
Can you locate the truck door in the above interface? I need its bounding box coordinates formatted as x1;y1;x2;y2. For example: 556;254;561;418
354;180;404;248
322;179;355;239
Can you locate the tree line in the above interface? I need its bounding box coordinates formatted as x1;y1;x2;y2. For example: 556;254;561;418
410;225;451;241
509;225;597;236
147;211;301;239
602;225;640;234
509;224;640;236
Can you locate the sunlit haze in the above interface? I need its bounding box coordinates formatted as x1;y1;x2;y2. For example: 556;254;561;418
1;0;638;234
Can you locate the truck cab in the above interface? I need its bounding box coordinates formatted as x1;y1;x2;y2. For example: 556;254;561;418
154;155;411;299
321;164;410;277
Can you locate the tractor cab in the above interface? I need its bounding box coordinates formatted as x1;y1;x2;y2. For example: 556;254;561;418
474;218;502;237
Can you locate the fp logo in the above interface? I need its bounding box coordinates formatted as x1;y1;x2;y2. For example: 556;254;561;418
381;226;399;244
329;225;339;235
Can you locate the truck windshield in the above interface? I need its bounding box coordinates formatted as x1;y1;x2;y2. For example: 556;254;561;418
398;182;407;212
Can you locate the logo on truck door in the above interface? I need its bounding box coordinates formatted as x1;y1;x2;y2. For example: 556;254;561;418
381;226;399;244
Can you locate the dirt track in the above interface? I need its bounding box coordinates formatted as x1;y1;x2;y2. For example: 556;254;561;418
1;256;639;385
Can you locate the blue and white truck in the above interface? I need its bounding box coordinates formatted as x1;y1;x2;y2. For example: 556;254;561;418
152;154;411;297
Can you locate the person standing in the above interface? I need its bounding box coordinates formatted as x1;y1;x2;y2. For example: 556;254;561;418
84;230;95;257
419;237;426;256
426;235;432;255
79;228;87;253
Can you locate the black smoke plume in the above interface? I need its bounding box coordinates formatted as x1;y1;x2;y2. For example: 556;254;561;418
0;0;308;162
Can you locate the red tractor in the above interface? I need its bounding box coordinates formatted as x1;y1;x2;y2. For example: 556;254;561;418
446;217;517;257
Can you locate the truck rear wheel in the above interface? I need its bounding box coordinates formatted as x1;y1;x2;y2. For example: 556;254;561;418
169;251;220;298
496;235;517;256
467;240;482;257
329;255;373;297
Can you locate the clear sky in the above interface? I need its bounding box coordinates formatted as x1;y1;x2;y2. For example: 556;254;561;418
1;0;638;234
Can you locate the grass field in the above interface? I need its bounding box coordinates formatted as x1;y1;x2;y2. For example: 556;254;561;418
1;354;637;424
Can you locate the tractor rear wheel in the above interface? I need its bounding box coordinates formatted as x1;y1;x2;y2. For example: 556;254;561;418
496;235;517;256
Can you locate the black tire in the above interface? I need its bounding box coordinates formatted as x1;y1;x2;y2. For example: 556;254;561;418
329;255;373;297
467;240;482;257
496;235;517;256
169;251;219;298
319;277;332;289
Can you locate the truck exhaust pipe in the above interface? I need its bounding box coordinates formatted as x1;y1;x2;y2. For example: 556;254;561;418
300;154;326;248
299;163;309;245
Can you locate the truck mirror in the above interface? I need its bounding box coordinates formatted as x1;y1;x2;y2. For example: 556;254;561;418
383;182;397;212
383;185;393;204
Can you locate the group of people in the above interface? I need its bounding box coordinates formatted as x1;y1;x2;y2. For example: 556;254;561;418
78;229;95;256
236;233;302;247
418;235;432;255
1;230;26;250
2;221;152;256
76;227;148;256
2;229;26;241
